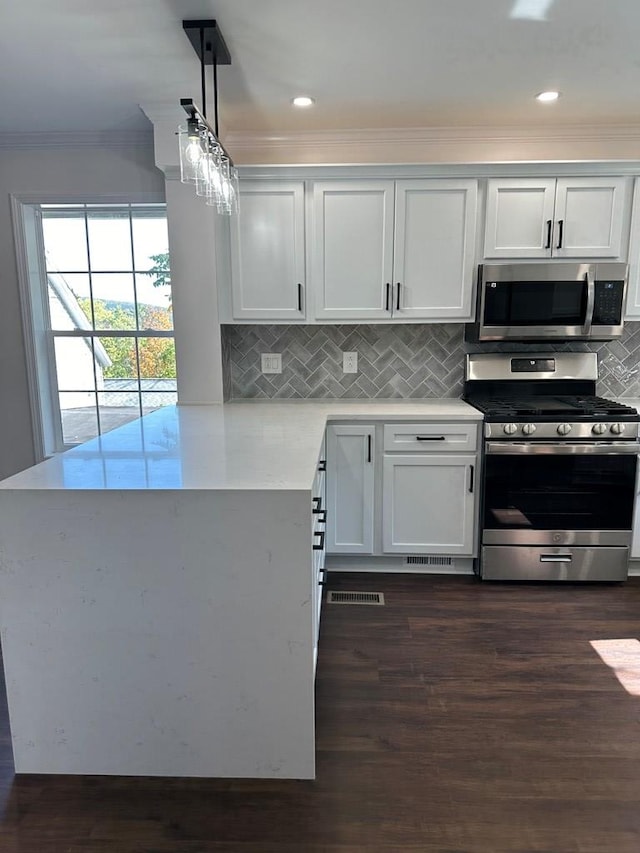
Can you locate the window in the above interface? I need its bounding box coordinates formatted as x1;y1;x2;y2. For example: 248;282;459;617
19;202;176;454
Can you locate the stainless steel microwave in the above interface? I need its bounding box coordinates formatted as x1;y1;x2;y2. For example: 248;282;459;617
465;262;628;343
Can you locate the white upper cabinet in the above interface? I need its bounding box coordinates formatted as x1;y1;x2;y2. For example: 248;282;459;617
393;179;478;320
312;181;395;321
230;181;306;320
624;178;640;318
484;177;630;260
312;179;478;322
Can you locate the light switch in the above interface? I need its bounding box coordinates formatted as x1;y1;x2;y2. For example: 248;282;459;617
261;353;282;374
343;352;358;374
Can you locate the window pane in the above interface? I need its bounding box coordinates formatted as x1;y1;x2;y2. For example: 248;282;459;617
87;211;132;271
141;390;177;414
136;275;173;330
54;337;97;391
97;391;141;436
97;336;139;386
41;214;88;272
59;391;98;445
47;273;93;329
132;214;169;271
91;274;136;330
137;337;177;382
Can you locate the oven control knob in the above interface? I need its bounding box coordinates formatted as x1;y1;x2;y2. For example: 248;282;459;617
503;423;518;435
592;423;607;435
522;423;537;435
610;423;625;435
557;423;572;435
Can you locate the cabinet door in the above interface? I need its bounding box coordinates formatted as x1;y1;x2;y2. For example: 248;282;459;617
554;178;628;259
484;178;557;258
625;178;640;318
230;181;305;320
393;179;478;320
382;454;476;555
326;425;375;554
312;181;394;320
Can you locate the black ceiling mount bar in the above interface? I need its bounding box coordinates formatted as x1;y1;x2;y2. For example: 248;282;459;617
182;20;232;66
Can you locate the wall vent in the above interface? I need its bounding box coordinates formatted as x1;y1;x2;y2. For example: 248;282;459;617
327;591;384;605
404;555;453;566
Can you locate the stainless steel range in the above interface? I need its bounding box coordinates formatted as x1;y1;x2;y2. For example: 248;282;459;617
464;353;640;581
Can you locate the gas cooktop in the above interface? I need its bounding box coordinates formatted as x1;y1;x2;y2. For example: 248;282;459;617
466;394;640;423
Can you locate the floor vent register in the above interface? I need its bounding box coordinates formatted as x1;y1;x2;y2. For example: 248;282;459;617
327;591;385;605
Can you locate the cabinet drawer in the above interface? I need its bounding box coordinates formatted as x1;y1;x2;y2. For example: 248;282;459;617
383;423;477;452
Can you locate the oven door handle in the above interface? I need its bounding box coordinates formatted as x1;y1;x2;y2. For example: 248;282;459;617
485;441;640;455
583;268;595;336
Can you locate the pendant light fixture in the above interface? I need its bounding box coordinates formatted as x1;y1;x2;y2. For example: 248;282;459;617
178;20;239;215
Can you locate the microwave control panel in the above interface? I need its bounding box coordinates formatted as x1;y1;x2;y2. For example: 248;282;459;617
593;281;624;325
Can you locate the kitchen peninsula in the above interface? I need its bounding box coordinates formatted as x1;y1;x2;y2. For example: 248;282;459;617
0;399;480;779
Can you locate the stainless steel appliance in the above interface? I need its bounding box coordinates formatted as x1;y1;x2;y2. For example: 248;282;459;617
466;262;628;342
464;352;640;581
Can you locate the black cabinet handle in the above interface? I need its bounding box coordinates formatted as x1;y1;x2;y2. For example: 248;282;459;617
313;531;325;551
416;435;446;441
316;510;327;524
319;568;328;586
385;282;391;311
556;220;564;249
469;464;474;494
312;497;323;513
318;459;326;472
545;219;552;249
297;283;303;312
396;282;401;310
367;434;372;463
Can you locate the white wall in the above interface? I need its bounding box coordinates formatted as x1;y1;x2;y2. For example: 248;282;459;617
0;143;164;479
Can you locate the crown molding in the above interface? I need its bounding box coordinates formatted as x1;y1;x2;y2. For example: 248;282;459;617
226;124;640;150
0;129;154;150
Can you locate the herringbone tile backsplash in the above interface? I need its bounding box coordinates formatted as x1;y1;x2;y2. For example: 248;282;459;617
222;322;640;400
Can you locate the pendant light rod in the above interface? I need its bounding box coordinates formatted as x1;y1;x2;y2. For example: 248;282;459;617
199;26;206;120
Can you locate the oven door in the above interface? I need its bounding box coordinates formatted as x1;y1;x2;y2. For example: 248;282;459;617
478;263;593;341
483;441;638;547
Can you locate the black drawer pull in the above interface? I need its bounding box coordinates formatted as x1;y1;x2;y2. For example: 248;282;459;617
416;435;446;441
468;464;474;494
318;459;326;472
312;497;322;513
319;568;328;586
315;510;327;524
313;531;325;551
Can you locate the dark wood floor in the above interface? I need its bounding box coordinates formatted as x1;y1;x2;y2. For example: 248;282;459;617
1;573;640;851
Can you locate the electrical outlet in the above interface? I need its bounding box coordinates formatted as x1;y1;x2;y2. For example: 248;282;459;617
343;352;358;374
261;353;282;374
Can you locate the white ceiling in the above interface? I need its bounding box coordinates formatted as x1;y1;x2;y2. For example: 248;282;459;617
2;0;640;136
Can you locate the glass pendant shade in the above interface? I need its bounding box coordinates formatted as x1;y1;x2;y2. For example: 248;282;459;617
178;122;205;184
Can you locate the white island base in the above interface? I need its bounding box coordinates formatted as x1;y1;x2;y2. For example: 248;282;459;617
0;488;314;778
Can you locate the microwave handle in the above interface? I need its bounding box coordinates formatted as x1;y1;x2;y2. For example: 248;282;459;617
583;269;595;335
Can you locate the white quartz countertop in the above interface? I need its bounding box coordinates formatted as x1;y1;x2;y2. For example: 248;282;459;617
0;399;481;492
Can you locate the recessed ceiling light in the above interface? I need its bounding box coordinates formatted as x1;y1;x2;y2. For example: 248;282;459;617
291;96;315;108
536;90;560;102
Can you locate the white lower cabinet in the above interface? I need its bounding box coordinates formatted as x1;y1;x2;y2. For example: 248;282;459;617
382;454;476;555
326;420;479;562
326;425;375;554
